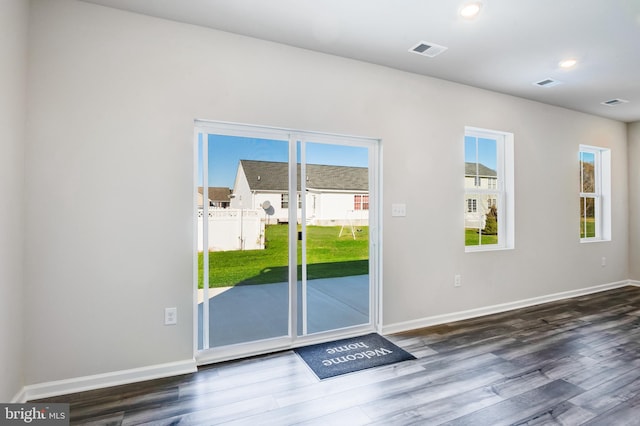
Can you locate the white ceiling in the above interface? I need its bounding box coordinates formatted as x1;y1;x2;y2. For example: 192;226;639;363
82;0;640;122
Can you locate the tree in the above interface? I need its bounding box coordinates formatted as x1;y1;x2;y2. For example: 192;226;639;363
483;205;498;235
580;161;596;218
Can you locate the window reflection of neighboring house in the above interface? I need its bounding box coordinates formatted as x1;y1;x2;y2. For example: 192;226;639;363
231;160;368;225
197;187;232;208
465;162;497;229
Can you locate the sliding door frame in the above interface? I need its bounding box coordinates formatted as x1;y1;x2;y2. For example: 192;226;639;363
193;119;381;365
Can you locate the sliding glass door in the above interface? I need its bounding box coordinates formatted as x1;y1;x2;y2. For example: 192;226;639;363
196;131;290;350
195;121;379;362
297;140;371;336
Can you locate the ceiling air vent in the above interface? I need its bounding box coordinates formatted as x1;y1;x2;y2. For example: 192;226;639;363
533;78;562;88
601;98;629;106
409;41;448;58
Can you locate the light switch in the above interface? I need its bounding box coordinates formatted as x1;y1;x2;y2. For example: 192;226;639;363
164;307;177;325
391;203;406;217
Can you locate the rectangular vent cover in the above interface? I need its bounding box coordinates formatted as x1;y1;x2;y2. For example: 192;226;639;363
601;98;629;106
409;41;448;58
534;78;562;88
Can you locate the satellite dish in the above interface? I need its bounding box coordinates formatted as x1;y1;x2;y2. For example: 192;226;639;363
261;200;274;216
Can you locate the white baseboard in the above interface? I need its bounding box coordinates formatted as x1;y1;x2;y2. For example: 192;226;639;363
382;280;633;335
10;280;640;402
15;359;197;402
11;387;27;403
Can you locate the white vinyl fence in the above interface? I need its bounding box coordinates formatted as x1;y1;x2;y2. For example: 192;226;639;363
197;208;265;252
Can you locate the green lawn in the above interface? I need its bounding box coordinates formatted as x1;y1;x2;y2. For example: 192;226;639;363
199;225;369;288
580;218;596;238
465;228;498;246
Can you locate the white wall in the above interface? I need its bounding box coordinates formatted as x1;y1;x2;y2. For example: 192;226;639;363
24;0;629;385
0;0;28;401
629;121;640;280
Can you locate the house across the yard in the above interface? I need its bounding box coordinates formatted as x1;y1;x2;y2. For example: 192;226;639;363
231;159;369;226
197;187;231;208
464;162;497;229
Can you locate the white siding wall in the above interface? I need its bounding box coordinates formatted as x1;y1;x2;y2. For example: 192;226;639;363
253;193;286;223
229;164;251;210
252;191;370;225
312;193;369;226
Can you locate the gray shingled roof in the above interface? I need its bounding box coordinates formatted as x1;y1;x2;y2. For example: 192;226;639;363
198;187;231;202
465;162;497;177
239;160;368;192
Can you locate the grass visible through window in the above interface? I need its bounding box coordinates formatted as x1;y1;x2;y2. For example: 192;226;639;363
580;218;596;238
465;228;498;246
198;225;369;288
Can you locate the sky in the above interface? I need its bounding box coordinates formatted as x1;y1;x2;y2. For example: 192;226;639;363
464;136;497;171
198;134;369;188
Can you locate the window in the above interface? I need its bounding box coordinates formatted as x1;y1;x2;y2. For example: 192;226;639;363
467;198;477;213
281;193;301;208
464;127;514;251
579;145;611;242
354;194;369;210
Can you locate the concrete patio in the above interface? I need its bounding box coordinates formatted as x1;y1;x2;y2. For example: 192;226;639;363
197;274;369;349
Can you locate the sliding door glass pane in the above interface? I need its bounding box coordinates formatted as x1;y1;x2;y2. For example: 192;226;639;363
197;133;289;349
297;141;370;336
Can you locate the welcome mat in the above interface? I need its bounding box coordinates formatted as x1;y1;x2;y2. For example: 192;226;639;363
294;333;416;380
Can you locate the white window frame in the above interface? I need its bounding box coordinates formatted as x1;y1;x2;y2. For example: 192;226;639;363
354;194;369;211
579;145;611;243
281;193;302;209
465;126;515;252
467;198;477;213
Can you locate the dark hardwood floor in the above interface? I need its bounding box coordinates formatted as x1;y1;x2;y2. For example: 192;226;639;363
36;285;640;425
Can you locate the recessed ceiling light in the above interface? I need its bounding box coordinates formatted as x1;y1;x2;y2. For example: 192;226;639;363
460;2;483;18
559;58;578;69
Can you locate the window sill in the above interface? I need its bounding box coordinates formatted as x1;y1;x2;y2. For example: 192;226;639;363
580;238;611;244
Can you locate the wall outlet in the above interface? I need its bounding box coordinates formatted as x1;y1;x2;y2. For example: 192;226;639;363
164;307;177;325
454;274;461;287
601;257;606;267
